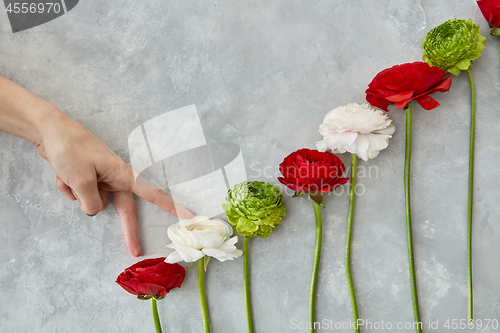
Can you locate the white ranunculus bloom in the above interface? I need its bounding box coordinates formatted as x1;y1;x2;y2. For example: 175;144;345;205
165;216;243;263
316;103;395;161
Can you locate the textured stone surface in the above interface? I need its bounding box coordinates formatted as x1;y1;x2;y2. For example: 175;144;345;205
1;1;499;332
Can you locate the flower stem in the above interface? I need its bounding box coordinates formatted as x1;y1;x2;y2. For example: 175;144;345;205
466;68;475;322
243;236;254;333
151;298;162;333
198;258;211;333
346;154;360;333
309;199;323;333
405;102;422;333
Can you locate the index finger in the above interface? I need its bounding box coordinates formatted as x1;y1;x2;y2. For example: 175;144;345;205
131;176;195;220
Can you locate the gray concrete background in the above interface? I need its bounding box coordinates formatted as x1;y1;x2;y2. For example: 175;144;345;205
1;1;499;332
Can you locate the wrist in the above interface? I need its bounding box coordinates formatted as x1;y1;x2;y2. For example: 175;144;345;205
31;102;67;146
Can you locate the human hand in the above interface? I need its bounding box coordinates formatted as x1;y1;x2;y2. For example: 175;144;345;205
34;108;195;257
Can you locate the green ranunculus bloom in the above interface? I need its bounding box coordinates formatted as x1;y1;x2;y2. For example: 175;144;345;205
223;181;286;238
422;19;486;75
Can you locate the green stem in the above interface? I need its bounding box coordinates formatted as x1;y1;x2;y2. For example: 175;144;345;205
346;154;360;333
309;199;323;333
198;258;211;333
151;298;162;333
466;68;475;322
405;102;422;333
243;236;254;333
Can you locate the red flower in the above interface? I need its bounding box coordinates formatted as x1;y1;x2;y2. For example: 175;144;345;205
366;61;452;111
278;148;348;194
116;257;185;299
478;0;500;29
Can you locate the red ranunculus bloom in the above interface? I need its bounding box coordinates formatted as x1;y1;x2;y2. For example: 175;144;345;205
366;61;452;111
116;257;185;298
478;0;500;29
278;148;348;193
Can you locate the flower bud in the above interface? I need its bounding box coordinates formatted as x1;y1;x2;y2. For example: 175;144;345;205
490;26;500;36
422;19;486;75
223;181;286;238
116;258;185;299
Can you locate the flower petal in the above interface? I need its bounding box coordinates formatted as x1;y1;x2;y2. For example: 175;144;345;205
385;90;414;102
315;139;329;152
366;132;390;151
455;58;471;70
202;248;228;259
171;243;205;262
203;235;243;262
348;134;370;154
165;251;183;263
415;95;440;110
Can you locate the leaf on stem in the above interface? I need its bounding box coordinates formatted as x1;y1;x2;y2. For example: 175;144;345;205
309;192;324;206
137;295;153;300
204;256;210;271
293;191;305;198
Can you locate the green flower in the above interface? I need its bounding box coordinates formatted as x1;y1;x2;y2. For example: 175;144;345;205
422;19;486;75
223;181;286;238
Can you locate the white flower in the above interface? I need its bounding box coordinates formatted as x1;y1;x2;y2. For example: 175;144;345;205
165;216;243;263
316;103;395;161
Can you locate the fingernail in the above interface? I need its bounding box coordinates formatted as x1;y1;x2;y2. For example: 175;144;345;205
186;208;197;216
70;187;79;201
87;213;97;217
